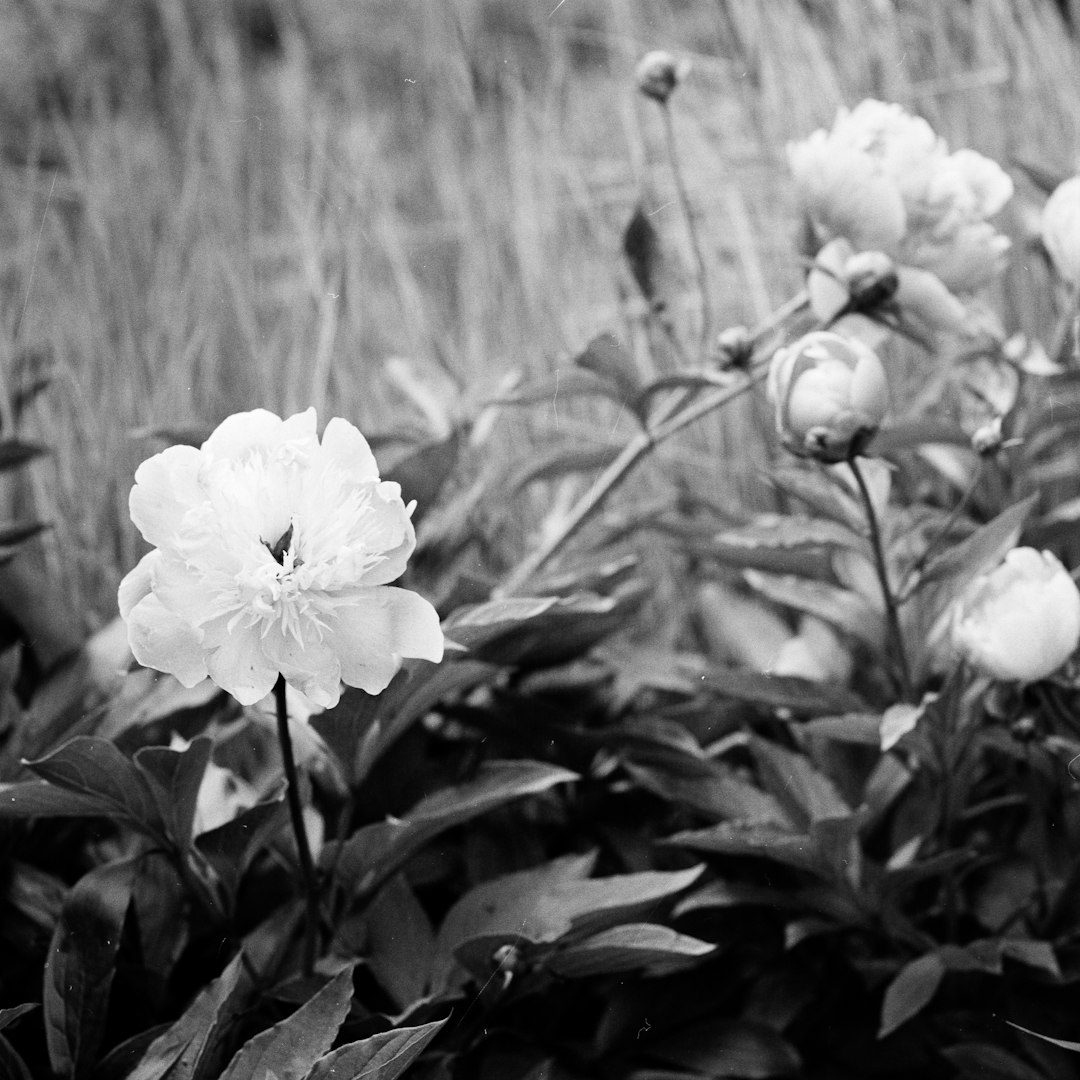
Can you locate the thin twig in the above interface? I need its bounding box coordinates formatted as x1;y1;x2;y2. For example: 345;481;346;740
847;455;913;700
274;675;321;975
660;102;713;363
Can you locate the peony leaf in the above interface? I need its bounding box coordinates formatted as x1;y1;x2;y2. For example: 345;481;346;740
218;966;355;1080
363;875;437;1011
133;737;213;849
573;332;642;410
194;800;289;905
0;782;116;820
941;1043;1046;1080
649;1019;801;1078
878;953;946;1038
0;1007;36;1035
0;440;49;470
1006;1021;1080;1053
503;440;620;497
334;760;578;897
697;662;865;715
0;1035;32;1080
43;859;137;1079
302;1018;446;1080
750;738;850;827
24;737;166;842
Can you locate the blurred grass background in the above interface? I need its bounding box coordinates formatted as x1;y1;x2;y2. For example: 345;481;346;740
0;0;1078;632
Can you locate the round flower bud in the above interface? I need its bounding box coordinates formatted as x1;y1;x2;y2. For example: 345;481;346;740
635;51;686;104
970;416;1004;457
715;325;753;370
952;547;1080;683
766;330;890;463
843;250;899;311
1042;175;1080;285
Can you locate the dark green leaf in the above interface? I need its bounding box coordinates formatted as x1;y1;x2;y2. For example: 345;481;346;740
25;737;165;842
1007;1022;1080;1053
0;1035;32;1080
750;738;849;827
383;433;462;524
333;761;577;897
649;1020;801;1078
545;924;714;978
941;1043;1046;1080
303;1018;446;1080
504;441;619;497
878;954;945;1038
0;782;111;819
134;738;212;849
194;800;288;905
44;859;136;1079
665;822;824;876
218;965;354;1080
697;662;865;715
364;875;437;1011
0;1007;36;1033
716;516;866;553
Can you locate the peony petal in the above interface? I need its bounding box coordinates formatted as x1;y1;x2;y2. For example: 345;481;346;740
125;594;209;687
129;444;205;549
201;408;318;462
320;416;380;482
205;628;279;706
118;551;157;619
261;626;343;709
330;586;444;694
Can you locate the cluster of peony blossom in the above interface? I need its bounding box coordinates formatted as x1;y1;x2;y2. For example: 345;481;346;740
767;101;1080;686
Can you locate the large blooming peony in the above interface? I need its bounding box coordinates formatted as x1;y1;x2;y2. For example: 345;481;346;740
118;408;444;707
952;547;1080;683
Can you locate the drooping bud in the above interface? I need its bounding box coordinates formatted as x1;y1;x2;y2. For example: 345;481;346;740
635;51;687;104
843;250;899;312
767;330;890;463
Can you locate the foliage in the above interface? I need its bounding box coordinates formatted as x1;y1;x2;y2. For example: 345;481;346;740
2;2;1080;1080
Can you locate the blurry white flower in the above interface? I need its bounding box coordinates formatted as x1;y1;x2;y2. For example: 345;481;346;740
767;330;890;462
789;99;1013;301
170;735;258;836
1041;175;1080;285
769;617;853;683
119;408;444;708
952;547;1080;682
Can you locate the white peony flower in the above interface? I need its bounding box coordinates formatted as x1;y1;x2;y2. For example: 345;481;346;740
952;547;1080;682
118;408;444;708
1042;175;1080;285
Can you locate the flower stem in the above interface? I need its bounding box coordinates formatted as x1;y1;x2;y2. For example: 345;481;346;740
847;456;914;700
496;292;809;596
274;674;320;975
660;101;713;363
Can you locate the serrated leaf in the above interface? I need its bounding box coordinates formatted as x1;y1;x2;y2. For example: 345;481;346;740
878;954;945;1038
44;859;137;1079
649;1020;801;1078
623;203;661;301
504;440;619;497
24;737;165;842
303;1018;446;1080
219;966;355;1080
546;923;714;978
333;761;577;897
134;738;213;849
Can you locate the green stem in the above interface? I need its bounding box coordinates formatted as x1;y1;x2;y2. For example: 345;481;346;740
496;292;809;596
660;101;713;363
847;455;913;700
274;674;320;975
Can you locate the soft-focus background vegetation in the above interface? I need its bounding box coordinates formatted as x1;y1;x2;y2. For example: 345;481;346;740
0;0;1077;627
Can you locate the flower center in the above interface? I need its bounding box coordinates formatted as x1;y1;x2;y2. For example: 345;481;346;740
265;523;295;565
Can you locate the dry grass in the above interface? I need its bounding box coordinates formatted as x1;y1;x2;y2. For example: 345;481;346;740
0;0;1078;625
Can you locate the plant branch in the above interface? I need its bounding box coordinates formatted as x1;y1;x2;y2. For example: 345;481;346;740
847;455;913;700
660;101;713;362
274;674;321;975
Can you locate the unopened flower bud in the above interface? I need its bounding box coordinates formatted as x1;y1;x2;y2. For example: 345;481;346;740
1010;715;1039;743
635;51;686;104
766;330;890;463
952;547;1080;683
843;250;899;311
1041;175;1080;285
970;416;1004;456
715;325;753;370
